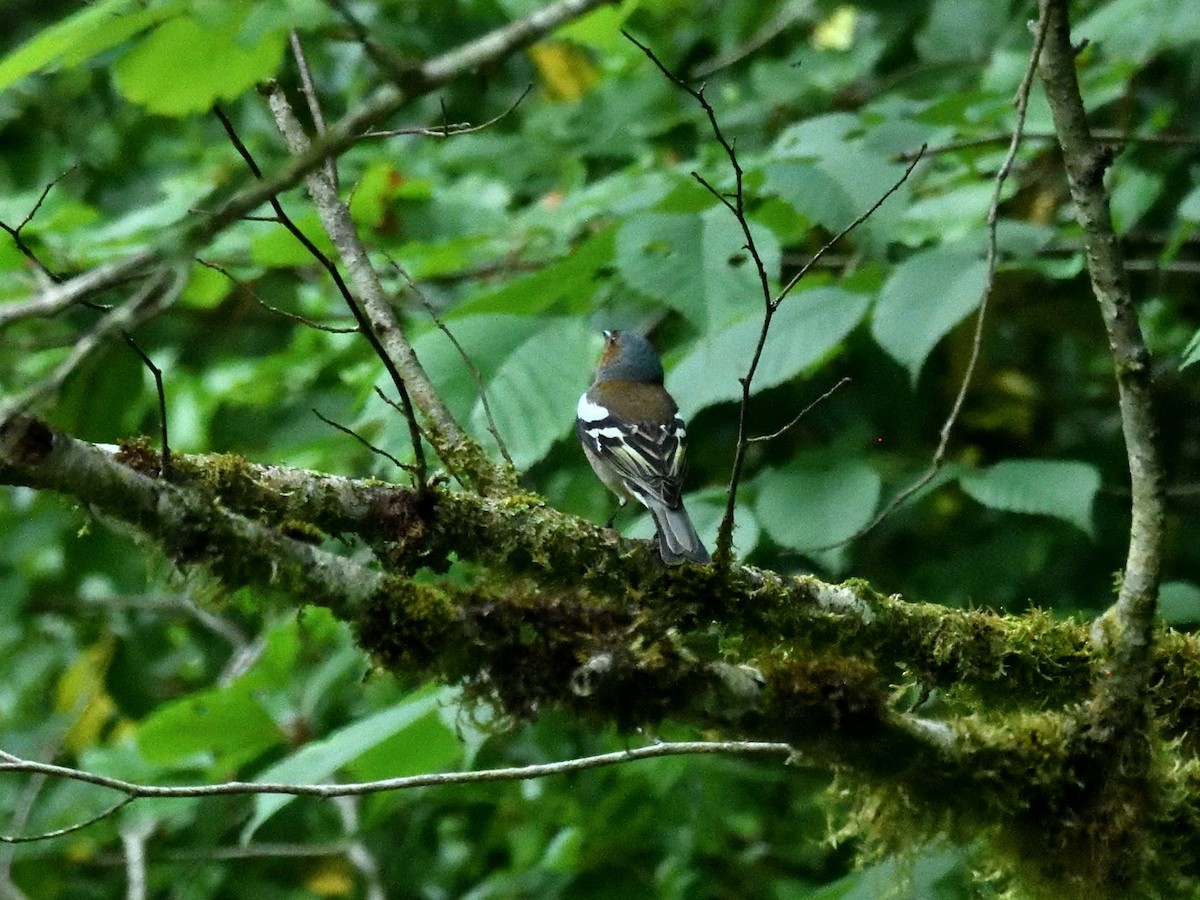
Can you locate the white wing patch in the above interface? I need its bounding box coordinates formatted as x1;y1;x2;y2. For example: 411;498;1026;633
577;393;609;422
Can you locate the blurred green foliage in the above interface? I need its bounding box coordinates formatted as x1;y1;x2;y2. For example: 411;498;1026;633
2;0;1199;895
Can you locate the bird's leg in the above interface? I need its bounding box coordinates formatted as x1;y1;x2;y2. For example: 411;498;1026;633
603;497;628;530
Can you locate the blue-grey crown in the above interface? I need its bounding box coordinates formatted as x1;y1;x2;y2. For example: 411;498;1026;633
598;331;665;384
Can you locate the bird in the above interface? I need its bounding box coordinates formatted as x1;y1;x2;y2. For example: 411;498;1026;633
576;330;710;565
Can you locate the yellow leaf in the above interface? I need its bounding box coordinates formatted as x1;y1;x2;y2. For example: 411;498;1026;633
305;857;356;896
56;637;118;754
812;6;856;51
528;41;597;101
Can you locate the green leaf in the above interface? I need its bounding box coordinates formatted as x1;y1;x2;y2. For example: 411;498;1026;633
0;0;186;91
113;10;287;115
241;686;452;843
958;459;1100;536
136;688;283;770
249;210;337;268
871;245;987;382
1159;581;1200;626
615;208;780;330
753;459;881;552
760;161;856;232
1181;328;1200;370
396;314;549;432
347;708;460;782
456;225;616;316
1109;165;1163;236
467;317;596;469
668;286;870;419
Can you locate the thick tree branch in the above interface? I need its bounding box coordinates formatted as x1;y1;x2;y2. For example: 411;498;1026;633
7;419;1200;891
0;418;381;614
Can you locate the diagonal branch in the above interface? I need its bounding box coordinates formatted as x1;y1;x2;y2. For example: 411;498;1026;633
263;81;512;493
3;0;615;339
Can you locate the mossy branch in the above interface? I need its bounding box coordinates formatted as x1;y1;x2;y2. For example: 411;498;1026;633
6;419;1200;894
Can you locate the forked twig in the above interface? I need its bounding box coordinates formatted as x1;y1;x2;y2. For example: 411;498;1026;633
625;32;920;563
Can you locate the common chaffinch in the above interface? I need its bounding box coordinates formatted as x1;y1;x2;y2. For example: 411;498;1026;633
576;330;711;565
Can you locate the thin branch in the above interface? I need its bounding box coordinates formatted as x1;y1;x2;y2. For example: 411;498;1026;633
0;741;793;842
834;8;1050;547
364;84;533;139
262;87;433;486
0;270;186;428
387;258;515;469
196;259;359;333
749;378;851;443
0;798;133;844
312;407;414;472
289;31;338;191
1037;0;1165;687
896;128;1200;161
622;32;773;565
0;165;75;284
690;4;809;78
775;147;925;306
120;336;171;480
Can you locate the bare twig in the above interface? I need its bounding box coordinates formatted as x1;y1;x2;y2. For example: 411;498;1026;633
896;128;1200;162
364;84;533;139
0;166;75;284
625;31;924;563
289;31;338;191
0;797;133;844
268;83;529;491
623;32;774;563
776;147;924;305
750;377;851;443
196;259;359;333
0;740;793;842
313;407;414;472
0;270;186;428
836;9;1050;547
690;3;812;78
121;336;171;479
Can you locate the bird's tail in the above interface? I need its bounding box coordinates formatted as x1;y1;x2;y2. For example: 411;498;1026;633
650;501;711;565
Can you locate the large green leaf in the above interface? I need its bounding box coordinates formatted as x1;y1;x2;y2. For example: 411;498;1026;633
667;286;870;419
455;225;616;316
958;459;1100;536
615;207;780;331
870;245;987;382
0;0;185;91
467;317;597;469
760;161;856;233
113;8;287;115
136;687;283;770
753;459;881;553
241;686;454;843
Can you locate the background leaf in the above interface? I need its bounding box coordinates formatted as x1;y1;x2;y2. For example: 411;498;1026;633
958;460;1101;536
